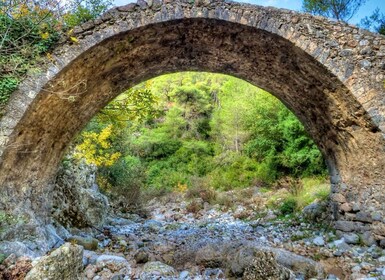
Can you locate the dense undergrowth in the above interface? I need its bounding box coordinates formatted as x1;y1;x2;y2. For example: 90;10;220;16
72;72;329;213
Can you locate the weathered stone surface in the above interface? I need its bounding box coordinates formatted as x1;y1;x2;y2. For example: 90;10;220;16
340;203;352;213
0;242;39;258
302;202;328;222
361;231;376;246
342;233;360;244
52;158;109;228
0;0;385;245
85;254;131;279
96;254;128;264
0;224;65;257
373;222;385;236
195;244;223;267
140;261;177;279
25;243;83;280
335;221;369;233
355;211;373;223
242;251;295;280
68;236;99;251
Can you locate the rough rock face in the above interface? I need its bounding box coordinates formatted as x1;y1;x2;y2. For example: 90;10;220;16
302;201;329;223
52;158;109;228
242;251;295;280
0;224;65;258
140;261;177;279
25;243;83;280
175;239;324;278
84;254;132;279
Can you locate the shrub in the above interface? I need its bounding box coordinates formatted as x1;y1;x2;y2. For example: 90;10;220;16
186;177;217;204
280;197;297;215
208;153;262;190
186;200;203;214
0;0;112;112
100;156;145;211
214;192;234;209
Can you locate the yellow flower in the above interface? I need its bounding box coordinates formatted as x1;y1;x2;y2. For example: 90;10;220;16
40;32;50;40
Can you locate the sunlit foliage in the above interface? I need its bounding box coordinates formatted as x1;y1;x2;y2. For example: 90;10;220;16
74;124;121;167
73;72;327;198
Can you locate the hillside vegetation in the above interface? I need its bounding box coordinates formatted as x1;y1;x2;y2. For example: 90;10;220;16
71;72;329;213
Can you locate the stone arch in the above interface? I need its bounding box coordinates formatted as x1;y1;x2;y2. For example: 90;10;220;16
1;0;385;242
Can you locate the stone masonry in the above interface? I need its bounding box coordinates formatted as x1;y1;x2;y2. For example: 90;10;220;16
0;0;384;247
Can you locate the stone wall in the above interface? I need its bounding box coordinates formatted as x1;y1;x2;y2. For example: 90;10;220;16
0;0;384;244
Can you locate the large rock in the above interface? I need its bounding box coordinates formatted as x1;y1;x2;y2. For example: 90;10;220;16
242;251;295;280
227;246;258;276
269;247;324;278
176;239;323;279
84;254;131;279
25;243;83;280
52;158;109;228
140;261;177;279
0;242;39;258
195;244;224;267
302;202;328;222
0;224;65;257
225;243;324;279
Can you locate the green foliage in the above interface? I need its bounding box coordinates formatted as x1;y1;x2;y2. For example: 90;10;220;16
267;176;329;215
99;155;145;210
72;72;328;203
97;86;160;127
0;76;18;109
208;152;260;190
244;91;326;179
0;1;60;110
360;8;385;35
0;0;111;113
132;130;183;160
280;198;297;215
302;0;366;21
64;0;112;28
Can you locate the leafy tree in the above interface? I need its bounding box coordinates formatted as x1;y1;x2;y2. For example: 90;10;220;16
360;8;385;35
96;86;160;127
72;72;327;198
302;0;366;21
64;0;112;28
172;86;213;140
74;124;121;167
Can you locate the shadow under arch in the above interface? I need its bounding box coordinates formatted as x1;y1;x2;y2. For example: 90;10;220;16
0;16;384;248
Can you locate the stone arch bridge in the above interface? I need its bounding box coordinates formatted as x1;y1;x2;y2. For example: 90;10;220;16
0;0;385;247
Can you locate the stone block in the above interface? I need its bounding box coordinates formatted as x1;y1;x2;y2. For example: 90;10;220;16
355;211;373;223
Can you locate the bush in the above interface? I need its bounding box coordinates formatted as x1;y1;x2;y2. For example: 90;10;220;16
186;200;203;214
146;164;188;192
100;156;145;211
208;153;262;190
186;177;217;203
0;0;112;112
279;197;297;215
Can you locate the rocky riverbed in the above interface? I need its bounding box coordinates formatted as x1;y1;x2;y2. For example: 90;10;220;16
3;189;385;280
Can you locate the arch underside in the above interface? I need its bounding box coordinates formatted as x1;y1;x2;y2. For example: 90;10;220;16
0;18;384;213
